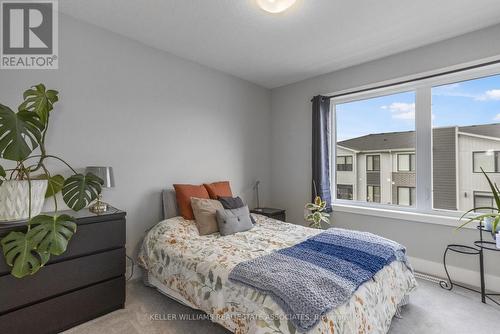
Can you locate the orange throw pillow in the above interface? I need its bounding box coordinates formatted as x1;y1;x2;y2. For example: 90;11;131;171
204;181;233;199
173;184;210;220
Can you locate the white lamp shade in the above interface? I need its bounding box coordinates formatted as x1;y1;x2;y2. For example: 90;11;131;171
85;166;115;188
256;0;297;13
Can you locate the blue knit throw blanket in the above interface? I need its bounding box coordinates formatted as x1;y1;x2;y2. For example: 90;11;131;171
229;228;411;332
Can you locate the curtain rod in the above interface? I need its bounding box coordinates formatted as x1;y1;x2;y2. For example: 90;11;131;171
320;58;500;100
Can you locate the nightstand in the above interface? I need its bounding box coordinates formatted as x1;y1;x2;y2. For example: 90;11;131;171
251;207;286;222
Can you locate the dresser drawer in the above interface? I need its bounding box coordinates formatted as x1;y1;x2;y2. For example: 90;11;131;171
0;218;125;276
0;276;125;334
0;248;125;315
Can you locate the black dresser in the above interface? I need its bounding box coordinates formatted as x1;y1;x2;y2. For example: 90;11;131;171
0;207;126;334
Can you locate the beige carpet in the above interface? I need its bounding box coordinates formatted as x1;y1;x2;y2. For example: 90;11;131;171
64;279;499;334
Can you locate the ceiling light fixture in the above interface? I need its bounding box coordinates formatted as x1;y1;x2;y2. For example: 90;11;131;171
256;0;297;14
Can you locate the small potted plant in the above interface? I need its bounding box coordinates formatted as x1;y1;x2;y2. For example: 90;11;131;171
458;168;500;245
305;196;330;229
0;84;103;278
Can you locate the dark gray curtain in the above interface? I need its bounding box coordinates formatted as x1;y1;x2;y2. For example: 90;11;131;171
311;95;332;212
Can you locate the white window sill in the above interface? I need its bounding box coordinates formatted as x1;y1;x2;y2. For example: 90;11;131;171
332;203;476;229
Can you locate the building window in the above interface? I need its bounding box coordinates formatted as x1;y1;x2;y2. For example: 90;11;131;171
337;184;353;200
336;155;353;171
473;192;496;213
398;154;415;172
473;151;499;173
397;187;415;206
366;155;381;171
367;185;381;203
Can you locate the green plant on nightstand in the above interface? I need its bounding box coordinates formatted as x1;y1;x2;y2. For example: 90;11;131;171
0;84;103;278
305;196;330;229
457;168;500;239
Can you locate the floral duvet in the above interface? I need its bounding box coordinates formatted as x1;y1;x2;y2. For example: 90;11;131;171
138;214;417;334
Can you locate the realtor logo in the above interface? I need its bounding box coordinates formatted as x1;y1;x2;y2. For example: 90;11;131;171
1;0;58;69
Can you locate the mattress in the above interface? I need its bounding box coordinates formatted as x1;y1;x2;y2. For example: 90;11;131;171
138;214;417;334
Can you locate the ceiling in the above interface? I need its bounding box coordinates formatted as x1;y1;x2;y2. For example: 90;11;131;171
60;0;500;88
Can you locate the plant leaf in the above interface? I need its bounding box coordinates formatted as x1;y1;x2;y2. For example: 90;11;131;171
18;84;59;124
208;270;214;283
62;173;103;211
492;215;500;237
203;291;211;300
287;320;297;334
43;174;64;198
215;277;222;291
0;164;5;187
27;214;77;255
0;231;49;278
0;105;44;161
457;213;499;229
481;168;500;211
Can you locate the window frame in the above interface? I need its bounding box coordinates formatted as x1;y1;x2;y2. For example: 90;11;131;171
397;186;415;206
330;61;500;228
366;155;381;172
367;185;381;203
337;184;353;200
473;191;495;213
472;151;499;173
397;153;416;172
336;155;353;172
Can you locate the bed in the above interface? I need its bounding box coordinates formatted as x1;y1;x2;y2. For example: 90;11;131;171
138;191;417;334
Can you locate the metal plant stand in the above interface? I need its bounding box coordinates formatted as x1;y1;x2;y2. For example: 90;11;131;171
440;223;500;306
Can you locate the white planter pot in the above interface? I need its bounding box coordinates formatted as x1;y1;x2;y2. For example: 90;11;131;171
0;180;48;222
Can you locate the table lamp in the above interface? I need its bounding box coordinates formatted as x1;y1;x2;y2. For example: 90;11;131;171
86;166;115;213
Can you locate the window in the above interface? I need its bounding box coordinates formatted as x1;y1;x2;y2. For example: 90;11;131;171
333;67;500;220
337;184;353;200
337;155;353;171
432;74;500;211
473;192;495;213
473;151;499;173
335;91;415;207
397;154;415;172
367;185;381;203
397;187;415;206
366;155;380;171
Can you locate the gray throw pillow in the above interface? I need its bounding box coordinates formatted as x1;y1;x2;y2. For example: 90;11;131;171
218;196;256;224
216;206;253;236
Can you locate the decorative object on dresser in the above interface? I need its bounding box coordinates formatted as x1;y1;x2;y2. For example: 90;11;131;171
0;84;104;278
251;207;286;221
0;207;126;334
86;166;115;213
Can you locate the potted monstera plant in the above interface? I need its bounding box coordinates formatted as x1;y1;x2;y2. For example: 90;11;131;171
0;84;103;278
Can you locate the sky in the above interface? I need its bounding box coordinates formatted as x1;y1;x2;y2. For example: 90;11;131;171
336;73;500;141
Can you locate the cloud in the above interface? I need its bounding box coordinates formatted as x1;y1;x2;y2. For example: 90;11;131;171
494;113;500;121
382;102;415;120
476;89;500;101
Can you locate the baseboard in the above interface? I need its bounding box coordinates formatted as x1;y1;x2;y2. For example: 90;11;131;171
409;256;500;291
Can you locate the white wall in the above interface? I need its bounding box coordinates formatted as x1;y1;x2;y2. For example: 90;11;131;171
270;23;500;287
0;15;272;261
